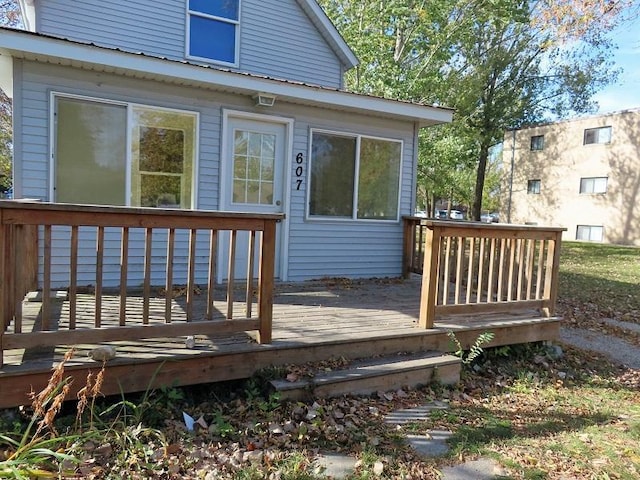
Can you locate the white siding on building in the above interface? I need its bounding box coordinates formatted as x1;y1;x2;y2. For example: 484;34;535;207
36;0;345;88
15;60;418;286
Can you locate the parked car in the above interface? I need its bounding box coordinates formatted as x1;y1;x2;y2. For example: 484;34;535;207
435;209;448;219
449;210;464;220
480;213;500;223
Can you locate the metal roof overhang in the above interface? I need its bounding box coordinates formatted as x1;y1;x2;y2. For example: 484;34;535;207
0;28;453;127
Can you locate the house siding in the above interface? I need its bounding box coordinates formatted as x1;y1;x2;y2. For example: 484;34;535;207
278;105;415;281
35;0;344;88
16;60;417;286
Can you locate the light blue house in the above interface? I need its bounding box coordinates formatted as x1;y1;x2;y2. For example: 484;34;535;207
1;0;452;286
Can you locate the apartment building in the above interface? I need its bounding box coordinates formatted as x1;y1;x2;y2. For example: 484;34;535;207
501;108;640;246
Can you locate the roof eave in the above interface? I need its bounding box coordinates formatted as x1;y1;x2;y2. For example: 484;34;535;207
0;29;452;127
296;0;359;70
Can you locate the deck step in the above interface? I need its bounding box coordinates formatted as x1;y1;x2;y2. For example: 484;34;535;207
270;351;461;401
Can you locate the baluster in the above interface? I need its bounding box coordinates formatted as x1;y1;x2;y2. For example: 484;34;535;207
165;228;175;323
119;227;128;326
143;227;152;325
206;230;217;320
69;225;78;329
95;226;104;328
246;230;256;318
187;229;196;321
227;230;237;319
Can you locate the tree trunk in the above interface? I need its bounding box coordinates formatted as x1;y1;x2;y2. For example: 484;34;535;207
472;141;490;221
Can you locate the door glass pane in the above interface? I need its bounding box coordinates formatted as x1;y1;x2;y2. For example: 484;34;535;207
357;138;401;220
131;107;197;208
309;133;356;217
55;97;127;205
232;129;276;205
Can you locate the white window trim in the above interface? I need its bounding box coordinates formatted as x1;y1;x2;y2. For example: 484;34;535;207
583;126;612;145
576;225;604;242
220;109;295;281
49;92;200;209
579;176;608;195
306;128;404;223
185;0;241;68
530;135;544;151
527;179;541;194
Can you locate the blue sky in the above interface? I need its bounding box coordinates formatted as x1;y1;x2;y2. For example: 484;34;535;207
592;17;640;113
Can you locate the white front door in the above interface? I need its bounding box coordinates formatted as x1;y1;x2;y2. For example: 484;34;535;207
220;113;289;281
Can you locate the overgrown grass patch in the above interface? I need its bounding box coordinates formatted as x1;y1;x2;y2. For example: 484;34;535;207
558;241;640;324
421;342;640;479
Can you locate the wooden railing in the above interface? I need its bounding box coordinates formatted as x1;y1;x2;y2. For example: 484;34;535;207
0;201;283;367
403;217;565;328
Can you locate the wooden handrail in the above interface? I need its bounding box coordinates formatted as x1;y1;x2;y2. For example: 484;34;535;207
0;201;283;367
403;217;565;329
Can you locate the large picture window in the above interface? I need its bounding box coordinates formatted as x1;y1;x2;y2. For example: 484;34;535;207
309;131;402;221
54;95;197;208
187;0;240;65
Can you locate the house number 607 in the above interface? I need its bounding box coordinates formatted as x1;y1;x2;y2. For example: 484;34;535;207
295;153;304;190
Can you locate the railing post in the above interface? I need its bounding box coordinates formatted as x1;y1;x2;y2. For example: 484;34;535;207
402;218;414;279
257;220;276;343
544;231;563;316
0;211;5;367
419;225;441;329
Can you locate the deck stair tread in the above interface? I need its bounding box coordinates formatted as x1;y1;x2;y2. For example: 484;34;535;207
271;351;461;400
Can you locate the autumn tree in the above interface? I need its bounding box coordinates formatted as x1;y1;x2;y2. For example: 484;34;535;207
318;0;630;219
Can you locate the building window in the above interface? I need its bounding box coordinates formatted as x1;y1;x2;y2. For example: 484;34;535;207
308;130;402;221
579;176;608;194
527;179;541;194
576;225;603;242
187;0;240;65
530;135;544;151
54;95;197;208
583;126;612;145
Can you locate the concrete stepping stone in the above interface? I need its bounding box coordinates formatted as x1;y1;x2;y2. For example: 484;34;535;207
440;458;508;479
384;401;449;425
385;401;453;457
406;430;453;457
315;452;357;479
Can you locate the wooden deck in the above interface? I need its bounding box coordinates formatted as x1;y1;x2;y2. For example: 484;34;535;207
0;276;560;409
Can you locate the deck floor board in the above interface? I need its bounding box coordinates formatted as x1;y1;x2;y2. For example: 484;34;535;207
0;277;560;395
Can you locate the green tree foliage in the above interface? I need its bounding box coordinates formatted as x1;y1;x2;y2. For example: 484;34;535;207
319;0;628;219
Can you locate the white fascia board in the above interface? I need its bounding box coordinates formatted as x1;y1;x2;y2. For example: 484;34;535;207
0;29;453;126
17;0;36;32
296;0;359;70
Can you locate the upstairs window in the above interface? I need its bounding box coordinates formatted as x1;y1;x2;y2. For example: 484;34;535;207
188;0;240;66
308;130;402;221
583;126;611;145
579;176;608;194
530;135;544;151
527;179;541;194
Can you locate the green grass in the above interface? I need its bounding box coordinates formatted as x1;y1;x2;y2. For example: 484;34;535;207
417;242;640;478
1;241;639;479
558;241;640;319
